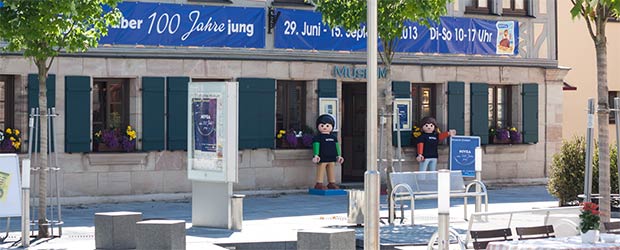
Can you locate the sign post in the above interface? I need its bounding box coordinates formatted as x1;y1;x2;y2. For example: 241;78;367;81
187;81;238;229
450;136;482;212
21;159;30;247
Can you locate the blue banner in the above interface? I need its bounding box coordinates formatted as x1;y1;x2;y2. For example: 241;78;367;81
274;9;518;56
449;136;481;177
100;2;265;48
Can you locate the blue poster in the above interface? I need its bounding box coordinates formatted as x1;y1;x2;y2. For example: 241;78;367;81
397;104;408;129
274;8;518;56
192;98;217;152
100;1;265;48
449;136;481;177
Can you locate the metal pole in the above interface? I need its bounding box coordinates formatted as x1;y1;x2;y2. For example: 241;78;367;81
47;108;54;237
21;159;31;247
395;109;403;172
475;147;482;212
584;98;595;202
438;169;450;250
51;107;62;236
365;0;379;248
615;98;620;199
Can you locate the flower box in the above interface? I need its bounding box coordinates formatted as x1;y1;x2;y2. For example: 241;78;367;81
93;142;135;153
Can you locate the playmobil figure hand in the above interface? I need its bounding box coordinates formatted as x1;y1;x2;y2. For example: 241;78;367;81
337;156;344;164
312;155;320;163
449;129;457;136
416;154;425;162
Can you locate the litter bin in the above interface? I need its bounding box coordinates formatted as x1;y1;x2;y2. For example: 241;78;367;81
231;194;245;231
347;190;365;225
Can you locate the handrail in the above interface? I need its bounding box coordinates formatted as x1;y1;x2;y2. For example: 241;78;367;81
463;206;581;247
390;183;415;225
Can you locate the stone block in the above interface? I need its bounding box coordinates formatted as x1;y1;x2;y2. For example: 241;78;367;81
297;228;355;250
95;211;142;250
136;220;186;250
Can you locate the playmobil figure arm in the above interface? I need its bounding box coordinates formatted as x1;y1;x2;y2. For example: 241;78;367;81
312;141;320;163
438;129;457;141
416;142;425;162
336;142;344;164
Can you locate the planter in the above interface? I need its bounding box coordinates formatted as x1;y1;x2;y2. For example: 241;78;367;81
581;229;599;244
93;143;135;152
489;136;511;144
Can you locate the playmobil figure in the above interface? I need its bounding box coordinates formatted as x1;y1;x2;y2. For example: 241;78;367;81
415;117;456;171
312;114;344;190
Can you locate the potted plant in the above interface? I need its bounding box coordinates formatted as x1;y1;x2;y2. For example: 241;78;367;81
0;128;21;153
579;202;600;243
93;125;137;152
275;126;314;149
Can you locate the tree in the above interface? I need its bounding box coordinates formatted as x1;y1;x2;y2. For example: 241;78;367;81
312;0;450;218
0;0;121;238
570;0;620;226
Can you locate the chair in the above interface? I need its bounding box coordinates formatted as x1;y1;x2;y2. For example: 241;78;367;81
515;225;555;240
604;221;620;234
470;228;512;250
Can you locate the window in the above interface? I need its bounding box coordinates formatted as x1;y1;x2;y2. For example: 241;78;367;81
0;75;14;130
276;81;307;148
412;84;436;125
93;79;130;133
502;0;528;16
466;0;491;14
488;86;511;129
610;91;620;124
272;0;312;6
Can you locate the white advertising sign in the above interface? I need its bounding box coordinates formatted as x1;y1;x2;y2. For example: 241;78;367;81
0;154;22;217
187;82;238;183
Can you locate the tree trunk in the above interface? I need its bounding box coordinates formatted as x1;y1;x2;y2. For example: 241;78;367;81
595;38;611;226
35;59;49;238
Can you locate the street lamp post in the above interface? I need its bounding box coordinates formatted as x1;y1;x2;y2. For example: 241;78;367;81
364;0;379;249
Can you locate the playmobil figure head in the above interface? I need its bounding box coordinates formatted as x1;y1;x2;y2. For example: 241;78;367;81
420;116;437;134
316;114;335;134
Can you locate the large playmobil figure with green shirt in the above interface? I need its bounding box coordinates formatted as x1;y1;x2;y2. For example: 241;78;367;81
311;114;344;190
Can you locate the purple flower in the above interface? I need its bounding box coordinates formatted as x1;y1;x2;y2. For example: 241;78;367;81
286;130;298;148
121;136;135;152
302;134;313;148
102;129;119;148
510;130;521;143
0;139;14;152
496;129;510;141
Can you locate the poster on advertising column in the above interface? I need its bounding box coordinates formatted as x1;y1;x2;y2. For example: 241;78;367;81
0;154;21;217
188;82;238;183
449;136;480;177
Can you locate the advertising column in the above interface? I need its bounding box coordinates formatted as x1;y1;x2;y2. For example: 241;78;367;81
188;82;238;229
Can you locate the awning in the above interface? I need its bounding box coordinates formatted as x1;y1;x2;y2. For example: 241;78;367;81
563;82;577;91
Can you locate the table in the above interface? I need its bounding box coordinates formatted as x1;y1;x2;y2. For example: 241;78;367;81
486;235;620;250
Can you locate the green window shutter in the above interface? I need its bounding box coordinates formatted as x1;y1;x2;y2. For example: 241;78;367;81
142;77;165;151
65;76;91;153
392;81;411;146
447;81;465;134
238;78;276;149
166;77;189;151
317;79;336;98
470;83;489;144
27;74;56;152
522;83;539;143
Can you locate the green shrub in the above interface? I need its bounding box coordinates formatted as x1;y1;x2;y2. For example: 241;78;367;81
548;136;619;206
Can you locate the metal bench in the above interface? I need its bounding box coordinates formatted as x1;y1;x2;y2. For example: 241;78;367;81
389;170;488;225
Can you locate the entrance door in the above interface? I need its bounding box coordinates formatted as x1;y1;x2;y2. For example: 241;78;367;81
342;82;366;182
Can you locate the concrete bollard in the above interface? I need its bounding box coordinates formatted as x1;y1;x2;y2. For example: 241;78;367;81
95;211;142;250
297;228;356;250
231;194;245;231
136;220;186;250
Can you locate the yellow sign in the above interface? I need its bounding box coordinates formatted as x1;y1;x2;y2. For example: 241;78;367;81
0;171;10;202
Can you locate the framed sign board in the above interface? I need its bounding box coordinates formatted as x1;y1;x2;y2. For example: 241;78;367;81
187;82;238;183
449;136;480;177
0;154;21;217
318;97;339;132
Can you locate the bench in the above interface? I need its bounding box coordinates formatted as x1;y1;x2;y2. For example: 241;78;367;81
389;170;488;225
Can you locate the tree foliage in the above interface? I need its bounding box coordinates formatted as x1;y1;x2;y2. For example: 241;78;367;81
312;0;450;66
0;0;121;238
569;0;620;226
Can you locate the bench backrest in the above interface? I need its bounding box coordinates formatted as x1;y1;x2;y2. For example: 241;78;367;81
390;171;466;193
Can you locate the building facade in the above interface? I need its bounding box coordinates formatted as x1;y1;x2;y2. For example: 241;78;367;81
0;0;566;199
558;1;620;140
